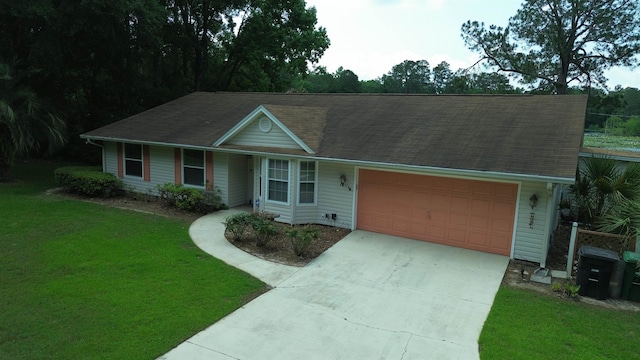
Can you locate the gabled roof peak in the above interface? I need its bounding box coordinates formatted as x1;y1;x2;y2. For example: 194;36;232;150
213;104;327;154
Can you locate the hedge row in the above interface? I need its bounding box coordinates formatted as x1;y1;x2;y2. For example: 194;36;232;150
156;183;227;214
54;166;123;197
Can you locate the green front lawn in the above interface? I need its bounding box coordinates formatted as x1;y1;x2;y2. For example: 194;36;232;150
480;286;640;360
0;162;265;359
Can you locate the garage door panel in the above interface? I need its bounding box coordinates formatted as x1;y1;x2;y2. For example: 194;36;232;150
358;170;517;256
449;212;468;226
472;182;493;196
431;193;451;211
452;180;472;194
469;215;490;230
411;208;428;221
411;174;432;188
410;223;427;236
494;184;518;199
448;229;467;244
492;200;516;217
392;219;410;233
468;232;489;247
432;177;452;191
450;196;469;209
430;210;448;223
471;198;491;212
393;172;413;186
428;225;447;240
491;218;514;233
357;213;376;228
374;217;393;229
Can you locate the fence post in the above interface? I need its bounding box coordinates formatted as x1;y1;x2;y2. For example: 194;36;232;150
566;222;579;278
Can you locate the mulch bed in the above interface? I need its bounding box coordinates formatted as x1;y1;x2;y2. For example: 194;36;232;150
224;223;351;267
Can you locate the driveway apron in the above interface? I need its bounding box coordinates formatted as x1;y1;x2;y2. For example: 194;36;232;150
160;225;508;360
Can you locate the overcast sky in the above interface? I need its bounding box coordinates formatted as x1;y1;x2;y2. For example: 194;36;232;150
305;0;640;89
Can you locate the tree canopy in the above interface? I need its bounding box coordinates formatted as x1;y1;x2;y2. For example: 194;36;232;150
0;0;329;163
461;0;640;94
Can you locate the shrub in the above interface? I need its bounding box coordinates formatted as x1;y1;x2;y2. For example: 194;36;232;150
54;166;123;197
223;212;252;241
623;116;640;136
157;183;226;214
551;281;581;300
249;212;278;247
285;225;319;257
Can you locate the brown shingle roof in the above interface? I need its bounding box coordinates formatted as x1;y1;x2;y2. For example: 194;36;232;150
82;92;587;180
262;104;327;153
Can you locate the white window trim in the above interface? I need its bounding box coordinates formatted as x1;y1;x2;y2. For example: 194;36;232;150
182;149;206;188
124;143;143;178
297;160;318;206
266;158;290;205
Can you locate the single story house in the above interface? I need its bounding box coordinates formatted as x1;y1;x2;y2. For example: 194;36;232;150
81;92;587;267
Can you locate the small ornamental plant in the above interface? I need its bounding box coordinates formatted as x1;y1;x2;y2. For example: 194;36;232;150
285;225;320;257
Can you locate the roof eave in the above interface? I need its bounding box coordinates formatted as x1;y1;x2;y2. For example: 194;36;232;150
81;134;575;184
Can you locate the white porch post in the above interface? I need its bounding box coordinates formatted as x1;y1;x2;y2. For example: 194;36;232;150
566;222;579;278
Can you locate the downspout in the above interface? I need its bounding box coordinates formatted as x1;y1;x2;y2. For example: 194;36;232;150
85;139;106;173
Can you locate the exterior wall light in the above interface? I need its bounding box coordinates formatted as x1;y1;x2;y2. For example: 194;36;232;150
339;174;351;191
340;174;347;187
529;194;538;209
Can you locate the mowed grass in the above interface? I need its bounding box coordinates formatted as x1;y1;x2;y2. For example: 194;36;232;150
1;162;266;359
480;286;640;360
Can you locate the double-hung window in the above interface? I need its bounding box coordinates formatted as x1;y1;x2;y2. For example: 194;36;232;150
298;161;316;204
124;143;142;177
183;149;205;187
267;159;289;203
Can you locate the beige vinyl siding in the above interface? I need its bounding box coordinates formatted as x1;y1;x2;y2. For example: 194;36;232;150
148;146;175;191
104;142;118;175
316;162;354;229
512;181;549;263
228;120;301;149
227;154;249;207
214;153;230;205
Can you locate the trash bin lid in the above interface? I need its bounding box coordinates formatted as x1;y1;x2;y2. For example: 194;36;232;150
623;251;640;264
578;245;620;262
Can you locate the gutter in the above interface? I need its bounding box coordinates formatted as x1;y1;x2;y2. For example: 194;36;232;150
80;134;575;185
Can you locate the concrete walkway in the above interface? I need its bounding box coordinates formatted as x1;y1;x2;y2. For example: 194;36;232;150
160;210;509;360
188;209;301;287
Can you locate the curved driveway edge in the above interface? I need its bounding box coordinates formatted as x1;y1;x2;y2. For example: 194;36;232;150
164;210;509;360
188;209;301;287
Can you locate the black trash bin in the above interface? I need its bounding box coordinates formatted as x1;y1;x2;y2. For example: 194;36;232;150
622;251;640;301
576;245;620;300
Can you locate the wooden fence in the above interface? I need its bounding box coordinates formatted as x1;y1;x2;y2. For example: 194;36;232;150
567;225;635;277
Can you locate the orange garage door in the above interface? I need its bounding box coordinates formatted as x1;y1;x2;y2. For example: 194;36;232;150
357;169;518;256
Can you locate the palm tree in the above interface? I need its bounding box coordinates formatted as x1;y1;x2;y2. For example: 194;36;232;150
598;199;640;237
0;62;66;181
570;156;640;224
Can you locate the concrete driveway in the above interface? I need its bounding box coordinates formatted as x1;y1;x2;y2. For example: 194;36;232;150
160;211;509;360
